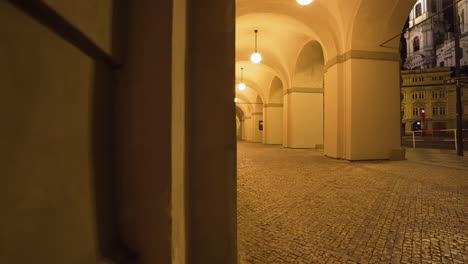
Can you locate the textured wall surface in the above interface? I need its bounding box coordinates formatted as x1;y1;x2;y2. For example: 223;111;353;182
0;2;107;263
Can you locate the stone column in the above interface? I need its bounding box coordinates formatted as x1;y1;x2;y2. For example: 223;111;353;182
324;62;345;158
243;116;252;141
283;88;324;149
263;104;283;144
325;50;402;160
117;0;179;262
185;0;237;263
251;112;263;143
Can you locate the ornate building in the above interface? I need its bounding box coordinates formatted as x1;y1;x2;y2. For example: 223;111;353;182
402;1;468;132
436;0;468;66
401;67;468;132
404;0;468;69
404;0;449;69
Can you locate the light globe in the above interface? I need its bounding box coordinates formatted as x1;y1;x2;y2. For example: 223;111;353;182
238;83;246;90
251;52;262;64
297;0;314;5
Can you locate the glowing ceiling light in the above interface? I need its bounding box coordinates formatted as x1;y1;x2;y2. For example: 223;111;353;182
238;67;246;90
251;30;262;64
296;0;314;5
250;52;262;64
238;83;246;90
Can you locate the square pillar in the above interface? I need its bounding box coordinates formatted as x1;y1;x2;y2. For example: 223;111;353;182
263;104;283;144
284;89;324;149
343;57;401;160
251;112;263;143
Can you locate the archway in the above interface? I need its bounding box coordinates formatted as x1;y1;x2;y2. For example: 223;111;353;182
251;95;264;143
336;0;417;160
284;40;325;149
263;76;284;144
236;106;245;140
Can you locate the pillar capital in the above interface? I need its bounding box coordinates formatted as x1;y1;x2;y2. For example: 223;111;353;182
284;88;323;95
264;103;283;108
325;50;400;70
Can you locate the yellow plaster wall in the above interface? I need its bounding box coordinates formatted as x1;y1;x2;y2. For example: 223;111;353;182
43;0;114;54
345;58;401;160
172;0;187;261
263;107;283;144
284;92;324;149
0;2;106;263
324;64;344;158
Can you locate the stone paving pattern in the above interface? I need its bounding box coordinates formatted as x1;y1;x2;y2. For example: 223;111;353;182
237;142;468;264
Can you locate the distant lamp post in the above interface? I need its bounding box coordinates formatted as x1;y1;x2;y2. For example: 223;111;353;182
238;67;246;90
296;0;314;6
250;30;262;64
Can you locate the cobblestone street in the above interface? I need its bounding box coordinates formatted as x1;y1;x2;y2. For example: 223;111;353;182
237;142;468;264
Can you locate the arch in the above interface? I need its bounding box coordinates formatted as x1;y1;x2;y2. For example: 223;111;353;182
283;40;325;149
236;11;339;90
292;41;325;89
254;95;264;112
263;76;284;145
413;36;420;52
236;106;246;140
348;0;417;51
268;76;283;104
236;105;245;119
415;3;422;18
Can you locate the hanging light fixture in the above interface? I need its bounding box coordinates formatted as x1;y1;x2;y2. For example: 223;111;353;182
296;0;314;5
250;30;262;64
238;67;246;90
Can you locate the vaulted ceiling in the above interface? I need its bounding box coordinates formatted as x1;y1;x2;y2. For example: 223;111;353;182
235;0;416;109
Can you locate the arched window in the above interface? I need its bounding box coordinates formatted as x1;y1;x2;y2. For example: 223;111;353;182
461;10;465;32
413;36;420;52
415;3;422;18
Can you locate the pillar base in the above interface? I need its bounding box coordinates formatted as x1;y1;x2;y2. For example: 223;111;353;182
390;147;406;160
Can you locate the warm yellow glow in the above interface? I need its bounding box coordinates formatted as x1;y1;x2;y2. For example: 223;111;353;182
251;52;262;64
238;83;246;90
296;0;314;5
234;98;238;102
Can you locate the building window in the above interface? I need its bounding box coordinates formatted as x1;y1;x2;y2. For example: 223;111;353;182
413;36;420;52
461;10;465;32
413;91;425;99
432;106;447;116
415;3;422;18
413;107;424;116
431;0;437;12
441;106;446;115
440;61;445;67
432;90;446;99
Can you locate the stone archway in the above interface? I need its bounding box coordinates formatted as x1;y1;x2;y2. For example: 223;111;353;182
263;76;284;145
284;41;325;149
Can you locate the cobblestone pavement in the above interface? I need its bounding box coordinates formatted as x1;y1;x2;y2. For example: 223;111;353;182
237;142;468;264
